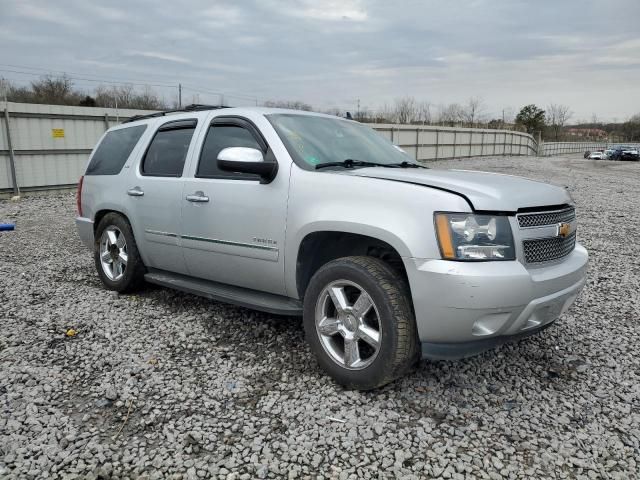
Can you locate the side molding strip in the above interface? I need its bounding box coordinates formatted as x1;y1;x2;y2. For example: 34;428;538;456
144;230;278;252
145;229;178;238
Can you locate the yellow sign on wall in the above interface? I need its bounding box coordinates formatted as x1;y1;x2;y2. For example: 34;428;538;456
52;128;65;138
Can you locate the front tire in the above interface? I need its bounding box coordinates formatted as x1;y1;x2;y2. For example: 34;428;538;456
303;256;418;390
94;213;145;293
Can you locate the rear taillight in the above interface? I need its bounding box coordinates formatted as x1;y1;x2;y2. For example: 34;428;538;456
77;175;84;216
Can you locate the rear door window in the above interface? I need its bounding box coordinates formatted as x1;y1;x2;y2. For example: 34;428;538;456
141;119;197;177
85;125;147;175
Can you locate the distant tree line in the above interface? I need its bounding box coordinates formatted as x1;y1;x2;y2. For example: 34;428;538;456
2;75;638;141
513;104;639;142
1;75;166;110
335;96;500;129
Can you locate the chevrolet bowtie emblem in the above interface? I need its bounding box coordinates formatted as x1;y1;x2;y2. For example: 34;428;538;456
557;222;572;238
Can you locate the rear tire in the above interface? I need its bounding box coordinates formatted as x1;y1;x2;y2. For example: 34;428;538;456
94;213;145;293
303;256;418;390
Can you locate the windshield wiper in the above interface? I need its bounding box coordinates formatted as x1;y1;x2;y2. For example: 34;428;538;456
315;159;427;170
392;161;427;168
315;159;391;170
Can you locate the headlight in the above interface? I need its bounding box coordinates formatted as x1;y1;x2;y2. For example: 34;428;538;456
434;213;515;261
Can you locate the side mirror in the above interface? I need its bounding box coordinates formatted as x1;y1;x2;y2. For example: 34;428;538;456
217;147;277;182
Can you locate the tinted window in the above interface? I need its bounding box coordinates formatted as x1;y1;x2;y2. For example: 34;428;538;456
86;125;146;175
142;123;196;177
197;125;261;179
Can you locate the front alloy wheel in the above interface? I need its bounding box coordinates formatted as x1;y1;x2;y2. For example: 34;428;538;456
315;280;382;370
303;256;418;390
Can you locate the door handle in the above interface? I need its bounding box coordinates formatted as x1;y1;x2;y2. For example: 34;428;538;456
186;191;210;203
127;187;144;197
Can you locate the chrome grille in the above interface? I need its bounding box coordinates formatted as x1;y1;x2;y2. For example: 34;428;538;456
517;207;575;228
523;231;576;263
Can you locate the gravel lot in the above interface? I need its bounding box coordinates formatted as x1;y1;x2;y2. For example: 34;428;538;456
1;154;639;479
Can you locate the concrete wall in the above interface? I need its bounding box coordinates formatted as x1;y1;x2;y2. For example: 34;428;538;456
0;102;155;192
374;124;537;161
1;102;538;194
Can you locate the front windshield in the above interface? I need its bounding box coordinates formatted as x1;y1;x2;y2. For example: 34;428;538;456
267;113;413;169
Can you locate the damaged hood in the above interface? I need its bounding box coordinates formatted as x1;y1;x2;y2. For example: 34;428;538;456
346;168;572;212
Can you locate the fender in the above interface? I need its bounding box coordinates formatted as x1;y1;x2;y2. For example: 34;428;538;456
283;168;471;298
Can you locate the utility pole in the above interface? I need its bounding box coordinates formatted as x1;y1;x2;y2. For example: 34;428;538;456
357;98;360;120
178;83;182;108
0;77;8;108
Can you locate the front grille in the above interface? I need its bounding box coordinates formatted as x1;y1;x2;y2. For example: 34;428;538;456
523;231;576;263
517;207;575;228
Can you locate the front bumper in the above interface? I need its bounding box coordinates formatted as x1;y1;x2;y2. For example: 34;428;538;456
75;217;94;249
405;243;588;360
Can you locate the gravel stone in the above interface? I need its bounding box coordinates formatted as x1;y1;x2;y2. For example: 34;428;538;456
1;154;639;478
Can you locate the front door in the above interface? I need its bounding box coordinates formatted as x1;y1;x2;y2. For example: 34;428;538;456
126;118;200;275
181;116;289;295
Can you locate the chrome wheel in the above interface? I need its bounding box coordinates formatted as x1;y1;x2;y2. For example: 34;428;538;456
99;226;128;281
315;280;382;370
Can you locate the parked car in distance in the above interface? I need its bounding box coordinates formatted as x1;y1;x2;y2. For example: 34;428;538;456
620;147;639;161
588;151;604;160
76;105;588;389
608;146;640;161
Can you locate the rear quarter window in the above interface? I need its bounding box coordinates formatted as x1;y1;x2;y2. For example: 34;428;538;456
85;125;147;175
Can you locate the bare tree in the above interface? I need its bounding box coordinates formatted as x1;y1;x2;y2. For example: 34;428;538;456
462;97;485;127
323;107;344;118
393;96;418;124
377;103;396;123
502;107;515;125
437;103;464;126
547;103;573;141
263;100;313;111
94;84;165;110
416;101;432;125
30;75;79;105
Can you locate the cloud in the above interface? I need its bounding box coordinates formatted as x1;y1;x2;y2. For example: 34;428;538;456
0;0;639;120
128;51;192;65
12;1;82;28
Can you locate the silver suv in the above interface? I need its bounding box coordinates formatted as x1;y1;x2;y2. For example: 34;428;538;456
76;106;588;389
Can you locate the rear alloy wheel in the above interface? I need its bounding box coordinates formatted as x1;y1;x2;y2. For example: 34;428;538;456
94;213;145;293
99;226;128;281
303;256;418;390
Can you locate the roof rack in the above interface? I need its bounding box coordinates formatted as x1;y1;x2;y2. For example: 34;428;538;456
123;104;228;123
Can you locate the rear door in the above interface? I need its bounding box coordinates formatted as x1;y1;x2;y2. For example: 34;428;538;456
125;118;201;275
180;116;289;295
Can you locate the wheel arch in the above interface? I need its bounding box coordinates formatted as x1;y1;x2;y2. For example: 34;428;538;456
92;208;150;266
293;227;412;302
93;208;131;234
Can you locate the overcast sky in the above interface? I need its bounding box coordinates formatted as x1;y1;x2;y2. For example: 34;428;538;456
1;0;639;122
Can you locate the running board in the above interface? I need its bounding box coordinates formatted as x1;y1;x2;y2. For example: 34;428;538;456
144;270;303;316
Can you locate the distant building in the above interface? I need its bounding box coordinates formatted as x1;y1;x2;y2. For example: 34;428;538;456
565;128;608;138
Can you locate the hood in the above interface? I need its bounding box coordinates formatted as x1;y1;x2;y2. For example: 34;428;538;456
344;168;572;212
